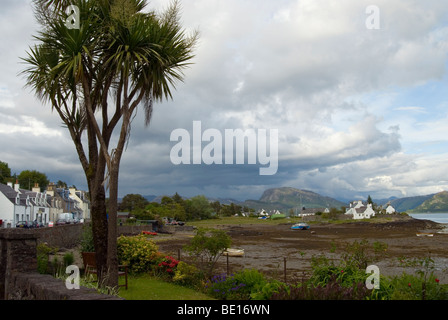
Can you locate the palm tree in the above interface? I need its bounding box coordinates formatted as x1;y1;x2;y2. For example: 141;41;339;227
21;0;197;288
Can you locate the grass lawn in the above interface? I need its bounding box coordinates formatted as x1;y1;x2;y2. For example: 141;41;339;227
118;274;214;300
188;216;297;228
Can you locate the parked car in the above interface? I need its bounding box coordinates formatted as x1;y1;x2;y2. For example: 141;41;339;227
32;221;45;228
72;218;81;224
16;221;33;228
55;219;69;226
163;217;185;226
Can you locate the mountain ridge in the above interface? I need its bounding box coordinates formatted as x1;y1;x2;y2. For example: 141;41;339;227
137;188;448;213
408;191;448;213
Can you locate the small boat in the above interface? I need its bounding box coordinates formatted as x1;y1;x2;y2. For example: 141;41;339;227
223;248;245;257
416;232;434;237
291;223;310;230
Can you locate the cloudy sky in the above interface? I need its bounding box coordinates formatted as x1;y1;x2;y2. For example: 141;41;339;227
1;0;448;202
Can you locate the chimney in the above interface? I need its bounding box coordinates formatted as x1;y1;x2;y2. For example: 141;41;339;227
32;182;40;193
47;182;55;196
7;181;13;188
14;179;20;192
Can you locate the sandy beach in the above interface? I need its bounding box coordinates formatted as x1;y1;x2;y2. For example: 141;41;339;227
156;216;448;283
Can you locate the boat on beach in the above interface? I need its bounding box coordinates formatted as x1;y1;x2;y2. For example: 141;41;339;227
416;232;434;237
291;223;310;230
223;248;245;257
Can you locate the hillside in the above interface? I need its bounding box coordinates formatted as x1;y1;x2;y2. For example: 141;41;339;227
382;194;435;212
409;191;448;213
243;187;346;212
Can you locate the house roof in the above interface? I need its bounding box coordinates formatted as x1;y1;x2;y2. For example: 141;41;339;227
0;183;18;203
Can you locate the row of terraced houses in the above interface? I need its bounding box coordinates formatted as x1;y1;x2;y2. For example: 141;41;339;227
0;181;90;228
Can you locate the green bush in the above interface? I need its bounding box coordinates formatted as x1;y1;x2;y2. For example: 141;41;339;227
250;280;286;300
117;234;161;274
173;261;203;287
63;252;74;266
184;227;232;277
205;269;268;300
36;243;58;274
271;276;370;300
80;224;95;252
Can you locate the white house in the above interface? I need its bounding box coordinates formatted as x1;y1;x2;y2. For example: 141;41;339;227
0;182;32;227
385;204;396;214
0;181;92;227
69;187;90;220
45;183;64;222
19;183;51;225
346;200;376;220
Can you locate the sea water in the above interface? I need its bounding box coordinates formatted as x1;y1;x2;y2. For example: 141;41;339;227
409;213;448;224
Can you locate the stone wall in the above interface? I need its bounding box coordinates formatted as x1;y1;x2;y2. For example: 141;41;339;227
7;272;122;300
0;222;189;300
35;223;84;248
0;229;120;300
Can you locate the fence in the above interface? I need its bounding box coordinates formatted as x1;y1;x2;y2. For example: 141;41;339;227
171;246;308;284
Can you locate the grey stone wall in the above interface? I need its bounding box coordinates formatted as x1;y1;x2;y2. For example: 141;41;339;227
0;229;120;300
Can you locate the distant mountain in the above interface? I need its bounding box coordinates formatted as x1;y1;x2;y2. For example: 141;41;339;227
207;197;242;205
409;191;448;213
143;195;158;202
242;187;346;212
134;189;448;214
376;194;435;212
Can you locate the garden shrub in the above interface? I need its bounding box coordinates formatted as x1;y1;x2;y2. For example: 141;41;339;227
36;243;58;274
156;255;179;279
183;227;232;277
117;234;160;274
250;280;286;300
271;276;370;300
205;269;268;300
173;261;203;287
63;252;74;266
205;273;247;300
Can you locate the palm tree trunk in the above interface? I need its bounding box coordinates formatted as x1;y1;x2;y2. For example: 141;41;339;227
106;163;119;289
90;185;108;284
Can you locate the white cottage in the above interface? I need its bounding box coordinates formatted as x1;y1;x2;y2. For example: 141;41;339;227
0;182;31;227
385;204;396;214
346;200;376;220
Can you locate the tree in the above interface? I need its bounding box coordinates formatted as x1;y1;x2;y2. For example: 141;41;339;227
184;227;232;277
18;170;49;191
119;194;149;212
56;180;67;188
172;192;184;205
0;161;12;184
22;0;197;288
186;195;213;220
